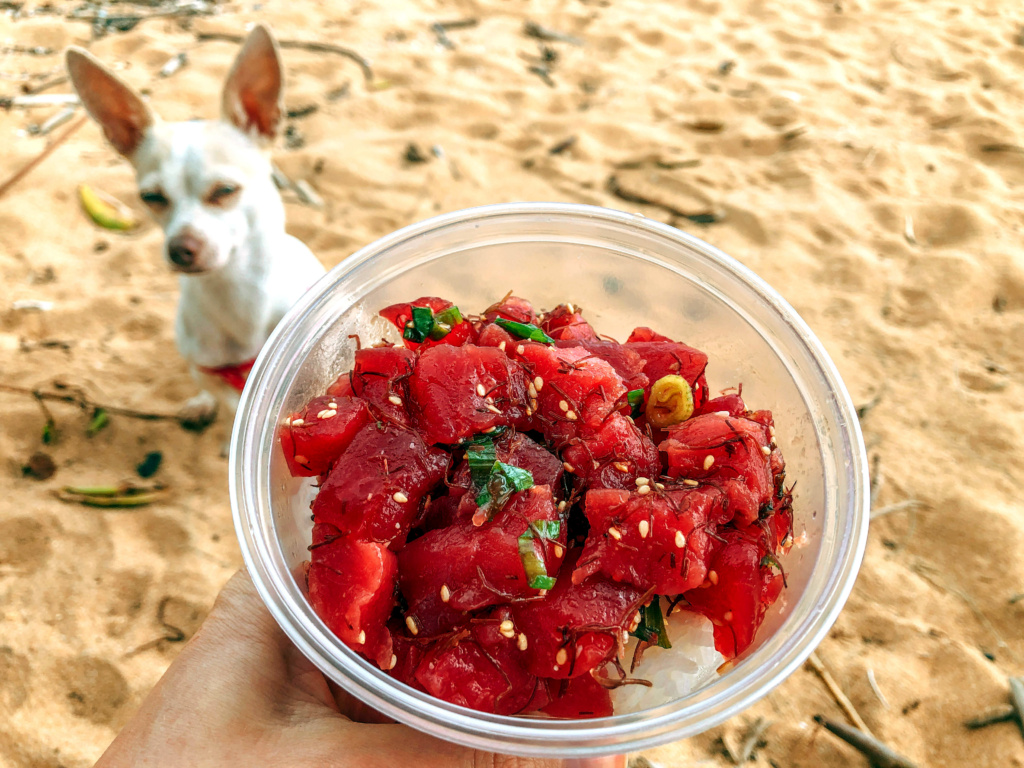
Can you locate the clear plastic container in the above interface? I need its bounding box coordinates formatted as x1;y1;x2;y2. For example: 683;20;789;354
230;203;869;758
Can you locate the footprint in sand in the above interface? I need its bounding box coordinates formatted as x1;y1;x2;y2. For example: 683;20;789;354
59;656;129;726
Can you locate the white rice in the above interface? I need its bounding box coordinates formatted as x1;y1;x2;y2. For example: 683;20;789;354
610;611;723;713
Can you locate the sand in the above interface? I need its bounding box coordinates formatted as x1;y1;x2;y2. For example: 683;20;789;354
1;0;1023;765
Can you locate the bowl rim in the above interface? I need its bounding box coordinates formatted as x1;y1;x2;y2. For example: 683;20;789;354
230;201;870;757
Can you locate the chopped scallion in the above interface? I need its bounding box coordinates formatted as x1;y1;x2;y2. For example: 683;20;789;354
494;317;554;344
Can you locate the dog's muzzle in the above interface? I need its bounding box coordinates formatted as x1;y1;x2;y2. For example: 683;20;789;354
167;233;206;272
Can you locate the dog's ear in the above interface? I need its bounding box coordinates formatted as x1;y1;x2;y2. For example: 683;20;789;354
65;47;154;159
221;24;283;143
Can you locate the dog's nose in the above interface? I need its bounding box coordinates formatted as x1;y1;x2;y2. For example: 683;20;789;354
168;234;203;269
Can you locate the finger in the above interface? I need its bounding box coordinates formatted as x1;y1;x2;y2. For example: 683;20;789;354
562;757;627;768
326;678;396;724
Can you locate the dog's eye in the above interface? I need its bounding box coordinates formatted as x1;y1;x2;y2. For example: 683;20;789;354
141;190;169;209
207;184;240;205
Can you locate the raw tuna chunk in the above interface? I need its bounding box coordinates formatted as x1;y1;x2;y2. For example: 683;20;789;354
379;296;477;351
471;605;548;714
521;343;627;444
682;528;783;659
555;339;649;393
307;523;397;669
413;635;515;712
625;335;709;412
280;396;370;477
399;486;565;630
351;346;416;426
659;413;774;525
698;390;747;418
483;294;537;325
560;412;660;490
543;303;599;341
325;372;355;398
409;344;531;444
512;551;643;679
312;423;449;544
573;487;727;594
541;673;613;719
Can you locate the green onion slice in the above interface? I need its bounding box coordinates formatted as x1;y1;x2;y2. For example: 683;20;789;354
518;520;561;590
494;317;554;344
475;461;535;517
403;305;436;343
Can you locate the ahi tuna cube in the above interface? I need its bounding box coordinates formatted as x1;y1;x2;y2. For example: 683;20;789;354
279;396;370;477
351;346;416;426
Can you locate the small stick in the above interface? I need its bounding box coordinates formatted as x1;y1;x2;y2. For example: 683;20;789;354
24;74;69;95
196;32;373;84
738;716;772;762
33;105;78;136
871;499;923;520
866;668;890;709
807;652;874;736
523;20;582;46
435;18;479;30
814;716;917;768
2;93;80;109
1010;677;1024;740
0;115;87;200
0;382;178;422
964;703;1016;729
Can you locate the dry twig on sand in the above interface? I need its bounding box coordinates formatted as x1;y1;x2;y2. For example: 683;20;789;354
196;32;373;84
814;716;917;768
0;115;87;200
807;652;873;736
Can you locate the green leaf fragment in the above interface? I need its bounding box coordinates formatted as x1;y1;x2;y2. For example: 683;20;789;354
87;408;109;436
403;305;436;343
494;317;554;344
627;388;645;418
631;596;672;649
466;441;497;488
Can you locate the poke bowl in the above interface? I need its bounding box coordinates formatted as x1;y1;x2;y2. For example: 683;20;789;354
230;202;869;758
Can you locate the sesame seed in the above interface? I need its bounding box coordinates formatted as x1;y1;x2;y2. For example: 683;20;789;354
637;484;651;496
517;633;528;651
486;403;502;414
723;611;733;622
483;426;497;433
529;398;538;411
628;611;641;632
387;654;398;670
499;620;515;638
563;462;575;473
566;410;578;421
534;376;544;391
638;519;650;539
393;491;409;504
316;408;337;419
294;454;308;465
440;584;451;603
517;345;525;355
559;400;569;412
405;616;419;635
290;418;304;426
476;383;487;397
485;395;494;404
654;482;665;491
555;648;568;665
708;570;719;585
761;445;772;456
703;455;715;470
675;530;686;548
566;303;575;314
525;407;534;416
499;341;507;352
613;461;629;472
557;501;567;512
608;526;622;540
358;630;366;644
592;460;599;469
635;477;650;486
528;382;538;399
553;544;565;558
621;629;631;645
538;589;548;597
714;410;730;417
683;479;699;487
388;394;403;406
328;402;338;409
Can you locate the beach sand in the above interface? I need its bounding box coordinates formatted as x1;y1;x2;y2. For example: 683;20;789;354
1;0;1023;765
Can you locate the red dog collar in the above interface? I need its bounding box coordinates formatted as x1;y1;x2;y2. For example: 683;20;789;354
198;359;257;393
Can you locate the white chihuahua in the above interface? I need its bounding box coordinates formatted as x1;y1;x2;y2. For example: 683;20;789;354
66;25;325;426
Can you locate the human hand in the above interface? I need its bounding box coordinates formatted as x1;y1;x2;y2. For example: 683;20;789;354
96;568;622;768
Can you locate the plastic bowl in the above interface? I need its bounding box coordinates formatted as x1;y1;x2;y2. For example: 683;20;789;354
230;203;869;758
